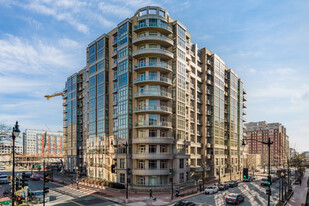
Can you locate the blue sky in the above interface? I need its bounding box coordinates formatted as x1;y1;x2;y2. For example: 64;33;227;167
0;0;308;152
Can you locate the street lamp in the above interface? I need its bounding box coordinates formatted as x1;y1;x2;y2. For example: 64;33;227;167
12;121;20;206
242;137;273;206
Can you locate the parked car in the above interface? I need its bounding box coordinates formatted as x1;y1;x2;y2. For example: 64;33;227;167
260;178;269;186
174;200;196;206
30;174;40;181
270;170;276;174
225;193;245;205
23;172;32;179
0;175;8;184
272;175;279;181
243;175;254;182
3;188;11;197
204;186;219;194
227;180;238;187
30;191;49;204
218;183;229;190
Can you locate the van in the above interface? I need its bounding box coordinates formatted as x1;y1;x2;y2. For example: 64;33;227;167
0;175;8;184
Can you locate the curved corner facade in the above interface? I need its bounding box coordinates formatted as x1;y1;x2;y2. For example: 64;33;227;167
63;6;247;191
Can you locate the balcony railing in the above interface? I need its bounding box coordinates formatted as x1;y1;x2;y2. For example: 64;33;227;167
134;121;172;128
134;105;172;113
134;76;172;84
134;62;172;71
134;90;172;98
132;48;173;59
134;23;172;32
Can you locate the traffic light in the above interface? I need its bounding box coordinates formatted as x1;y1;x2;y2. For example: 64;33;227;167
15;180;22;191
169;168;173;175
111;164;116;173
127;168;131;175
44;173;50;183
266;188;272;196
243;168;248;179
17;197;22;204
43;187;49;194
21;172;28;188
267;176;272;185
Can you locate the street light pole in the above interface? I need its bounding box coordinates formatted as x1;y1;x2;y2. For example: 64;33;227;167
242;137;273;206
11;121;20;206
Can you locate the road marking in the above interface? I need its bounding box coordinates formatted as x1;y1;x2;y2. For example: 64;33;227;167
70;200;84;206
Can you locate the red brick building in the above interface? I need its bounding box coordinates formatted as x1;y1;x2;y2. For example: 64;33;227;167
244;121;289;168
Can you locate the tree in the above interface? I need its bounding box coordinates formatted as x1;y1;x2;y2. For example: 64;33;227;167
0;122;11;134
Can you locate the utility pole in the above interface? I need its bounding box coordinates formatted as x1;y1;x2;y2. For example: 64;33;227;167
43;160;46;206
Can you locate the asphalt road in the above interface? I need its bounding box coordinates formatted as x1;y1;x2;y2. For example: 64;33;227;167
0;171;121;206
172;180;280;206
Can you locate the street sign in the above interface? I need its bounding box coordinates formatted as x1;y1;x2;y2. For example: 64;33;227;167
0;200;12;205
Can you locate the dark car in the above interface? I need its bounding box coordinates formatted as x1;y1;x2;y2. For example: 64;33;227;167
218;183;229;190
225;193;245;205
227;180;238;187
174;200;196;206
23;172;32;179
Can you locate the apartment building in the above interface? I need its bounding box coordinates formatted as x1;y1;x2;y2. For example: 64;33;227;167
244;121;289;168
0;134;23;155
63;70;85;173
23;129;63;156
63;6;246;190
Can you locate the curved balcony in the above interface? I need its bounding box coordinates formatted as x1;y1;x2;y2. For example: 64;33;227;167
134;62;172;72
134;76;172;86
133;35;173;47
132;152;173;160
132;136;173;144
134;23;172;34
134;121;172;129
133;48;173;59
134;105;172;114
132;168;170;176
134;90;172;99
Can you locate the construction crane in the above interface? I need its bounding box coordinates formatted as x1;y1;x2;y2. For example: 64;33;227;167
44;91;64;100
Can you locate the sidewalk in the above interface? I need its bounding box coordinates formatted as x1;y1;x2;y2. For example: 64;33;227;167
287;171;308;206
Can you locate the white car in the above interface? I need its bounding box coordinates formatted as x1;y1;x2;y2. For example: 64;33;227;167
0;175;8;184
204;186;219;194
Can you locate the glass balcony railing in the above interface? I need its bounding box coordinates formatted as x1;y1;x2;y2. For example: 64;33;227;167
134;121;172;127
134;90;172;98
134;23;172;32
134;105;172;113
134;62;172;71
134;76;172;84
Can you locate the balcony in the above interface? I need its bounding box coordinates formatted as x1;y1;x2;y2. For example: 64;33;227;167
132;152;173;160
134;23;172;34
197;87;202;93
206;143;212;148
134;121;172;129
197;108;202;114
112;63;117;70
243;111;246;115
133;48;173;59
112;74;118;81
134;105;172;114
207;69;212;75
243;103;247;108
243;89;247;94
243;96;247;101
132;136;173;144
112;113;118;119
134;90;172;99
134;62;172;72
113;100;118;105
112;50;117;58
207;80;212;85
133;35;174;47
132;168;170;176
134;76;172;86
113;87;118;93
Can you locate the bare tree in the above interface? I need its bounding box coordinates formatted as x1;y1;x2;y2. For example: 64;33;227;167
0;122;11;134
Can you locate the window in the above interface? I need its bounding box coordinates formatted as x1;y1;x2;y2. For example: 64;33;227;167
149;19;157;26
149;160;157;169
149;129;157;137
149;145;156;153
97;39;104;51
178;25;186;39
149;58;157;66
118;73;128;87
97;83;105;95
89;65;96;75
97;120;104;132
118;59;128;75
160;160;167;169
118;47;127;59
97;95;104;108
97;49;104;60
120;159;125;168
97;108;104;120
118;35;127;46
179;173;184;183
138;160;145;169
137;176;145;185
118;23;128;37
97;60;104;71
149;114;157;125
89;99;96;110
89;87;96;99
97;72;104;84
88;55;95;64
138;145;145;153
178;48;185;60
160;145;167;153
89;110;96;122
89;44;95;56
89;76;96;88
179;159;184;168
120;173;125;183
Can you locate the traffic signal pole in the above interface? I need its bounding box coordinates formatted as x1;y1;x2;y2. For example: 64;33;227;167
43;160;46;206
